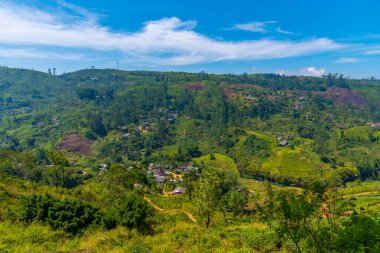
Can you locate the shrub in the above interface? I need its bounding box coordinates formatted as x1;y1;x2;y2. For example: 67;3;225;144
20;195;101;234
118;190;154;232
101;209;118;230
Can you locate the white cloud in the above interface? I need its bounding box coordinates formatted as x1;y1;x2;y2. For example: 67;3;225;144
335;57;360;63
233;21;277;33
300;67;326;77
0;2;344;66
365;49;380;55
277;67;326;77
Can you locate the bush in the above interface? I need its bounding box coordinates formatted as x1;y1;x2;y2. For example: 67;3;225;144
77;88;98;100
102;209;118;230
337;214;380;252
20;195;101;234
118;190;154;232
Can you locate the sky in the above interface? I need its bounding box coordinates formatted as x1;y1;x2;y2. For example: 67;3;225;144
1;0;380;77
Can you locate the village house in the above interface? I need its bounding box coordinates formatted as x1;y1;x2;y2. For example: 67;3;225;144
294;102;305;109
279;140;289;146
98;163;108;173
368;122;380;128
172;187;186;195
150;167;172;184
133;183;143;188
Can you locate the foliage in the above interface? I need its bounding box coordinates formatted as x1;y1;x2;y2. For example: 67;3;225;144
0;67;380;252
337;214;380;252
20;195;101;234
194;171;221;228
117;190;154;232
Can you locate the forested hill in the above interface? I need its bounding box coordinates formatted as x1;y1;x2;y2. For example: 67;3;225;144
1;66;380;252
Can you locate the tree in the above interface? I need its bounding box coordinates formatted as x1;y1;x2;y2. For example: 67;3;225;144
270;181;341;253
48;151;69;189
104;165;149;199
183;170;199;200
275;192;318;253
0;151;34;178
337;214;380;252
223;188;248;219
20;195;101;235
88;113;107;137
118;190;154;232
77;88;98;100
194;171;221;228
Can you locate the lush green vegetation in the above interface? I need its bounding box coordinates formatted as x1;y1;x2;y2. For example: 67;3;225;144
0;67;379;252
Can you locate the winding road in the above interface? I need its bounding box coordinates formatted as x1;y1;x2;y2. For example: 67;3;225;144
144;196;197;222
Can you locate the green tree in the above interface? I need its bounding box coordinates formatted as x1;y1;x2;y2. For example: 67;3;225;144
194;171;221;228
337;214;380;252
223;188;248;219
48;151;69;189
118;190;154;232
20;195;101;235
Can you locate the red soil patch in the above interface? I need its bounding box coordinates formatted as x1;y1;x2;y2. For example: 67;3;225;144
224;83;265;91
183;82;204;91
321;87;367;108
56;133;94;155
223;89;238;100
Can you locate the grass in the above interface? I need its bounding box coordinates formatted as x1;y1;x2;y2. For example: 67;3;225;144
193;153;239;179
238;178;302;198
0;217;279;253
0;221;67;252
338;181;380;213
344;126;372;142
261;147;330;179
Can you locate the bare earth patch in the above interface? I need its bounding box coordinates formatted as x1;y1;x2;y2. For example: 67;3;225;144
223;89;238;100
183;82;204;91
320;87;368;107
56;133;94;155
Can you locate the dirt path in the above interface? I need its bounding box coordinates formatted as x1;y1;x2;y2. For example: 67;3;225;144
342;191;377;198
144;196;164;211
144;196;197;222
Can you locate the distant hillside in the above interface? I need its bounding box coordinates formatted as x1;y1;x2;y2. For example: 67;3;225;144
0;67;75;107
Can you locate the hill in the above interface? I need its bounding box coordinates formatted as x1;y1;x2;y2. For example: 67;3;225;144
0;68;379;252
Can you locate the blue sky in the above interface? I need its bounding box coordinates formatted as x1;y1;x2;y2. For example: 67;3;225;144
1;0;380;77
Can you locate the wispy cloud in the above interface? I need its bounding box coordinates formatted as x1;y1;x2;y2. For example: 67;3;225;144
232;21;277;33
277;67;326;77
335;57;360;63
0;48;82;60
0;2;344;66
365;49;380;55
276;27;298;35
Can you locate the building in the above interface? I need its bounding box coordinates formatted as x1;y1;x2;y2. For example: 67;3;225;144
368;122;380;128
152;168;171;184
98;163;108;172
172;187;186;195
